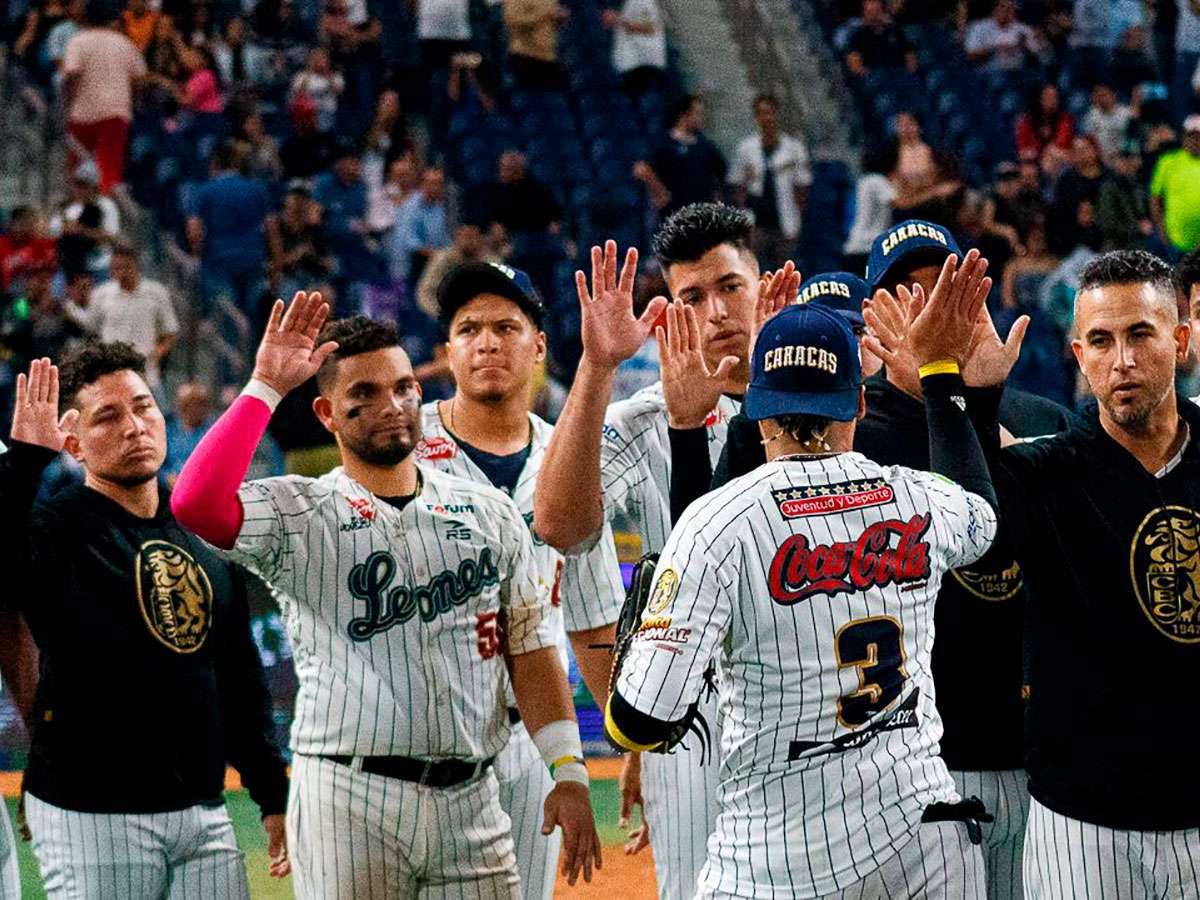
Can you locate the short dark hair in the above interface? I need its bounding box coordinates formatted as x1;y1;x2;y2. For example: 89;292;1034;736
1077;250;1182;319
753;93;779;111
668;94;700;126
774;413;834;447
315;316;403;392
111;240;137;259
1178;247;1200;315
653;202;754;268
59;341;147;412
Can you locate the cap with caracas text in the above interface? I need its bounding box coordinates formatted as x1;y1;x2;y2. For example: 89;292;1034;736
744;303;862;422
866;218;961;289
796;271;869;327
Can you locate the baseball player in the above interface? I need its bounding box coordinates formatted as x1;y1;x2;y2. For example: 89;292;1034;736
536;204;785;898
908;250;1200;898
171;293;602;898
414;261;625;898
606;254;1000;898
0;350;290;899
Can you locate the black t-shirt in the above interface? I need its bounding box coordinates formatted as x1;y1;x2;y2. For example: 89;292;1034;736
0;443;288;815
652;134;728;217
847;22;914;69
280;131;337;180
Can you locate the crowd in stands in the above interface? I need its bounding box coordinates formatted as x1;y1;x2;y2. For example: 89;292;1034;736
2;0;1200;462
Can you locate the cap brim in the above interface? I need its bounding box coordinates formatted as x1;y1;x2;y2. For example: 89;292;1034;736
870;245;954;290
438;265;541;327
743;385;860;422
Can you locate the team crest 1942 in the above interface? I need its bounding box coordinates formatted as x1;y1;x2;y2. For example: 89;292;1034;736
1131;506;1200;644
135;540;214;653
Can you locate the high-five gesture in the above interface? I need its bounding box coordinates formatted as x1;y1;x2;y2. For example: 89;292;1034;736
10;358;78;452
963;304;1030;388
576;241;667;370
905;250;993;368
752;261;801;354
658;300;739;428
862;285;924;398
251;291;339;396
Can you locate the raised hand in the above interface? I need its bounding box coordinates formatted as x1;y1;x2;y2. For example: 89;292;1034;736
963;305;1030;388
543;782;603;886
10;358;79;452
752;261;801;354
862;286;924;398
906;250;993;369
576;241;667;371
658;300;739;429
251;291;339;397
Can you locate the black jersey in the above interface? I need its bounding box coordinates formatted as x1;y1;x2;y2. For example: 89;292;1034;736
983;395;1200;830
0;441;288;816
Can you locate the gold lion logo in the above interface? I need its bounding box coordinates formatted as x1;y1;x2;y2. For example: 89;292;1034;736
136;541;213;653
646;567;680;614
951;559;1023;601
1131;506;1200;644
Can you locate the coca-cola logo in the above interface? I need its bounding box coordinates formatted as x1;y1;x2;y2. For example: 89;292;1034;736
768;514;932;605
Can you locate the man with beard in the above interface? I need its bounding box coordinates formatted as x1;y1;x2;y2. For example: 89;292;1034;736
171;292;601;899
896;249;1200;895
0;348;290;898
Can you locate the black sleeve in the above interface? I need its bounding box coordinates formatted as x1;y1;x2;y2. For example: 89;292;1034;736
0;441;60;611
920;371;997;511
218;565;289;817
712;412;767;489
668;425;713;524
606;687;683;751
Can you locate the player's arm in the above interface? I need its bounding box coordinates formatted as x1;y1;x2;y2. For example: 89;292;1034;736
560;521;626;704
534;241;666;551
171;291;337;551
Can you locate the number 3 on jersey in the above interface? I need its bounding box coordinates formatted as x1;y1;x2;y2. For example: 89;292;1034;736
834;616;907;728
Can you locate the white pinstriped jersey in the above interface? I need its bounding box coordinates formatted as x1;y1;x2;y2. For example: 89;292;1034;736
227;467;554;760
616;453;997;899
596;382;741;555
416;402;625;642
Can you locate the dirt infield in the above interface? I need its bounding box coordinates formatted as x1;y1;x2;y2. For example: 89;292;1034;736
554;848;657;899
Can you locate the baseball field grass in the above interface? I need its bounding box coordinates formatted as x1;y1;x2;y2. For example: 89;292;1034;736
3;760;657;899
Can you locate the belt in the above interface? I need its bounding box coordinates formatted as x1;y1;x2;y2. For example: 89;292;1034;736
922;797;994;845
321;754;495;788
508;706;521;725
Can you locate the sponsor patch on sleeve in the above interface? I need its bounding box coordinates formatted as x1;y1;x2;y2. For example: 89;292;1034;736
771;479;895;518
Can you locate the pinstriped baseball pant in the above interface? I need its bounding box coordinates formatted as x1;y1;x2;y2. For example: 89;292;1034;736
495;722;559;900
951;770;1030;900
288;754;521;900
23;792;247;900
1023;797;1200;899
1;801;19;900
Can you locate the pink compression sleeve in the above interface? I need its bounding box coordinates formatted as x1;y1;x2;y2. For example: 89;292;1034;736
171;394;274;549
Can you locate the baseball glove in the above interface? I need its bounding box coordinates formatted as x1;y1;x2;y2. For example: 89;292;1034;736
607;553;716;761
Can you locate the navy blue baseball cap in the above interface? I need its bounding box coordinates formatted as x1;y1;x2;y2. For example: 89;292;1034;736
866;219;961;289
796;271;869;327
437;261;545;330
744;303;862;422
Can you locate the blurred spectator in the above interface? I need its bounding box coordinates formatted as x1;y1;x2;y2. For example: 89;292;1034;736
504;0;569;89
965;0;1043;72
367;154;422;234
956;188;1019;276
387;165;450;293
187;141;273;321
1066;0;1147;89
991;159;1046;241
415;222;501;319
640;95;727;218
269;180;334;300
1049;134;1107;254
1111;23;1159;96
1098;139;1154;249
319;0;383;137
602;0;667;102
144;14;185;98
62;2;147;194
13;0;70;84
1082;82;1134;163
888;111;962;224
289;46;343;134
212;17;279;99
119;0;160;52
729;94;812;268
1001;222;1059;309
1;267;89;374
67;243;177;389
480;150;562;242
163;382;216;486
48;161;120;280
363;90;416;191
1016;83;1075;176
1150;114;1200;253
843;143;897;272
235;111;284;184
845;0;918;78
151;45;227;149
0;206;57;295
280;104;337;179
313;142;375;282
1180;245;1200;318
1175;0;1200;125
418;0;472;70
44;0;86;90
252;0;310;68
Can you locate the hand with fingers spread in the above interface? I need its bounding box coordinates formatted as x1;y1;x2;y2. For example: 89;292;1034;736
10;358;79;452
251;291;340;397
963;305;1030;388
752;261;801;354
658;300;740;429
862;287;923;398
905;250;994;369
576;241;668;371
542;782;603;886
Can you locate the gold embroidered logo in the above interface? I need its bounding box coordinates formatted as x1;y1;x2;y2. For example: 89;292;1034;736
1131;506;1200;644
646;567;680;614
951;560;1023;602
136;541;213;653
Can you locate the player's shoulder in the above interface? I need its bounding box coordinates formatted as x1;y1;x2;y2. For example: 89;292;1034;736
676;464;782;538
242;472;341;505
604;382;665;443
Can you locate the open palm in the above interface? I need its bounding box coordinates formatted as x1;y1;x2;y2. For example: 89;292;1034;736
576;241;667;370
10;358;78;451
252;291;340;396
658;301;739;428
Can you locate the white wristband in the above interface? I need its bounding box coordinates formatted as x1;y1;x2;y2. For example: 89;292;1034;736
552;761;589;787
241;378;283;413
531;720;587;785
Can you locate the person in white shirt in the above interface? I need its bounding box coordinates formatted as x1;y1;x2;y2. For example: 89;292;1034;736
67;243;178;389
843;143;898;273
1081;82;1133;164
729;94;812;268
418;0;471;68
965;0;1042;72
602;0;667;100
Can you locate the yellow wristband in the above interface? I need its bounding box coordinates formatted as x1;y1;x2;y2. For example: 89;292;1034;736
918;359;961;378
549;754;582;774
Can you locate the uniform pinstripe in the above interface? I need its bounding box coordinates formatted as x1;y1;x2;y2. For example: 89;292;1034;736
415;403;624;899
224;466;555;898
24;793;247;900
581;382;741;900
1023;798;1200;900
952;770;1029;900
616;454;998;899
1;794;18;900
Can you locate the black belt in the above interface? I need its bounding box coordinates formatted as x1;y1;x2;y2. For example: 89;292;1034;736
922;797;994;845
508;706;521;725
321;754;494;788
